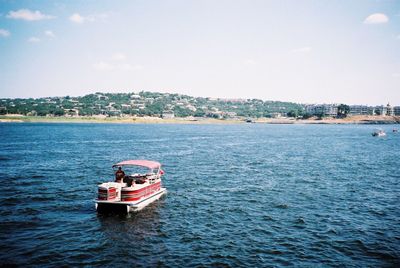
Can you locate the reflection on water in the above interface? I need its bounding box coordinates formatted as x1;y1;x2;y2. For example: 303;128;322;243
98;197;166;239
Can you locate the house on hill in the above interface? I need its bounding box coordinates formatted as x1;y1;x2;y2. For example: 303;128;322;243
130;94;141;99
64;108;79;117
162;111;175;119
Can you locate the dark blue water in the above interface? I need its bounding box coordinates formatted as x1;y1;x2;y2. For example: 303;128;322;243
0;123;399;267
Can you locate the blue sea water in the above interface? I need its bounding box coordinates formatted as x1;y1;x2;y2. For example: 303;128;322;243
0;123;399;267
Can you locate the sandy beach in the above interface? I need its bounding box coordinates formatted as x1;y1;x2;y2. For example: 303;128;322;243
1;115;399;124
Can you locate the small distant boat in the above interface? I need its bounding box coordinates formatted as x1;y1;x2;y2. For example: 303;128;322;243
95;160;167;213
372;129;386;137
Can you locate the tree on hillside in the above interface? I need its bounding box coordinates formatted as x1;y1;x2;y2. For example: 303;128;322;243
173;106;192;117
194;109;206;117
337;104;350;118
287;110;298;118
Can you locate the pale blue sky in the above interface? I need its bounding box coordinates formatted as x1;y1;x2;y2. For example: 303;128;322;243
0;0;399;105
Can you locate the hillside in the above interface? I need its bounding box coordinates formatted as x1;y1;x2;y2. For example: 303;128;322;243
0;92;304;119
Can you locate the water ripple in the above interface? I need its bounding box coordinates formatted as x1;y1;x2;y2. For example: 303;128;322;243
0;123;399;267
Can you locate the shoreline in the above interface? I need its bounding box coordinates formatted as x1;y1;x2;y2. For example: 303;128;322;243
0;115;399;125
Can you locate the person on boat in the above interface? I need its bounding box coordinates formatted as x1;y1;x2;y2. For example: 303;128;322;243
115;167;125;182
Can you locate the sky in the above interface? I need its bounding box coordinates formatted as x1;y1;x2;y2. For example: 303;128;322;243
0;0;399;105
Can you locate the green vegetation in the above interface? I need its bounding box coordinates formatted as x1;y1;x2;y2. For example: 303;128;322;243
0;91;305;119
337;104;350;118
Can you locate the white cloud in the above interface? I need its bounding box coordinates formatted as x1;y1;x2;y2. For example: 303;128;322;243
93;61;115;71
86;13;109;22
45;30;55;38
111;53;127;61
93;62;143;72
363;13;389;24
132;64;144;70
93;52;142;71
392;73;400;78
243;59;256;65
0;29;10;37
28;37;40;43
69;13;85;23
121;63;144;71
69;13;109;24
93;62;144;71
6;9;55;21
119;63;133;70
291;46;312;53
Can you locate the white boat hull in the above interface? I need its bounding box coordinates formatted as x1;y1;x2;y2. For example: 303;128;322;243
96;188;167;213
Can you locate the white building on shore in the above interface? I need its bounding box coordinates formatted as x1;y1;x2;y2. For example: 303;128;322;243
394;106;400;116
305;104;338;116
374;103;393;116
162;111;175;119
349;105;374;115
306;103;399;117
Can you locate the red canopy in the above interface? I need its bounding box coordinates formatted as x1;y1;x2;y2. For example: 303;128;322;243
112;160;161;169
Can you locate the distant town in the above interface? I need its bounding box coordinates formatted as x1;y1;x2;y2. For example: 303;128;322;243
0;91;399;120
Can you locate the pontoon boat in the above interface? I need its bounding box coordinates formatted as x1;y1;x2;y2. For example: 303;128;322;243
95;160;166;213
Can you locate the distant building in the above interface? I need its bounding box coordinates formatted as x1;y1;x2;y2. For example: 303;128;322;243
64;108;79;117
165;104;173;110
207;111;223;119
121;104;131;110
130;94;141;99
349;105;374;115
97;94;108;101
305;104;338;117
270;112;282;118
134;104;146;110
162;111;175;119
107;109;121;116
386;103;394;116
223;111;237;118
186;104;197;112
130;99;144;105
374;105;387;116
394;106;400;116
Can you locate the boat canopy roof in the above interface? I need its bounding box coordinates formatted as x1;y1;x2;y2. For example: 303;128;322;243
112;160;161;169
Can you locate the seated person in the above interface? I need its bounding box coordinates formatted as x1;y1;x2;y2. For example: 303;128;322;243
136;177;147;184
115;167;125;183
